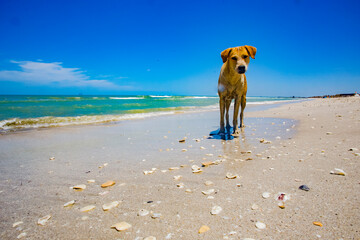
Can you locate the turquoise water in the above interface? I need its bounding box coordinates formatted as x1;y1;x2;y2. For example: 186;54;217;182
0;95;297;131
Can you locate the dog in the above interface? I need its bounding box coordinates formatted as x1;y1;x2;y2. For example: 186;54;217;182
217;45;257;136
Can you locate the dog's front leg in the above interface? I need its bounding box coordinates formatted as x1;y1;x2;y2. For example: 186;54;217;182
225;99;231;130
232;97;241;136
219;97;226;135
240;95;247;128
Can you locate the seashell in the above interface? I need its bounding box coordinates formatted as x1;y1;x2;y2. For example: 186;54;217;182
80;205;96;212
330;168;346;176
313;221;323;227
63;200;76;207
161;170;167;173
87;179;95;183
181;149;188;152
259;138;265;143
179;139;186;143
185;188;192;193
247;150;252;154
251;204;259;210
326;132;332;135
211;205;222;215
200;146;206;150
49;157;55;160
201;161;213;167
102;201;120;211
246;158;253;161
37;215;51;226
278;202;285;209
103;163;108;167
204;180;213;186
276;192;289;202
151;213;162;219
299;185;310;191
13;221;23;228
173;175;182;181
143;170;154;175
17;233;27;239
202;189;215;195
101;180;115;188
72;184;86;190
195;139;201;142
349;148;358;151
138;209;149;216
111;221;132;231
198;225;210;234
255;221;266;229
169;167;180;170
226;173;238;179
144;237;156;240
176;183;184;188
262;192;270;199
191;165;202;173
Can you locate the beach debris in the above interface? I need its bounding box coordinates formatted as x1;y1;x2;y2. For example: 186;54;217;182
63;200;76;207
330;168;346;176
349;148;358;152
173;175;182;181
49;157;55;161
276;192;290;202
102;201;120;211
80;205;96;212
111;222;132;231
201;161;214;167
313;221;323;227
211;206;222;215
204;180;213;186
191;165;202;173
255;221;266;230
179;138;186;143
299;185;310;191
169;167;180;170
176;183;185;188
198;225;210;234
202;189;215;195
181;149;188;152
151;213;162;219
262;192;270;199
251;204;259;210
17;233;27;239
200;146;206;150
13;221;23;228
144;237;156;240
101;180;116;188
143;170;155;175
226;172;238;179
72;184;86;191
185;188;193;193
37;215;51;226
138;209;149;217
87;179;95;183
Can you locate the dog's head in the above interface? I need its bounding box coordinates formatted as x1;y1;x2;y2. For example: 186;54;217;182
221;45;256;74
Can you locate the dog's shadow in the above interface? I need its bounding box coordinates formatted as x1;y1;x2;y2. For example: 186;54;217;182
209;127;243;140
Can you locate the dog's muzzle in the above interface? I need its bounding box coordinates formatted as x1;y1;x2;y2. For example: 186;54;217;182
237;66;246;74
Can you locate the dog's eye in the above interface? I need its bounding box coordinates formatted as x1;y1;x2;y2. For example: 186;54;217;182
243;55;248;59
231;57;237;60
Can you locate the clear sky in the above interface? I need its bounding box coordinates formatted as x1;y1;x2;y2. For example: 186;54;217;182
0;0;359;97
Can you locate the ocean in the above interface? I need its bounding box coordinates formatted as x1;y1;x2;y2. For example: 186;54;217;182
0;95;297;132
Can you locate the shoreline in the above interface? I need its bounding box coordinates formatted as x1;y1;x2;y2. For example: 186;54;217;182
0;97;359;239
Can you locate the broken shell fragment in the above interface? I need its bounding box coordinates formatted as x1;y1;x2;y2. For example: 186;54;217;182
49;157;55;160
37;215;51;226
87;179;95;183
226;173;238;179
278;202;285;209
276;192;289;202
330;168;346;176
151;213;162;219
349;148;358;151
143;170;154;175
173;175;182;181
191;165;203;173
179;138;186;143
101;180;115;188
204;180;214;186
138;209;149;216
72;184;86;190
111;222;132;231
176;183;185;188
169;167;180;170
185;188;192;193
181;149;188;152
262;192;270;199
17;232;27;239
202;189;215;195
251;204;259;210
80;205;96;212
211;205;222;215
198;225;210;234
313;221;323;227
299;185;310;191
201;161;213;167
102;201;120;211
63;200;76;207
13;221;23;228
255;221;266;229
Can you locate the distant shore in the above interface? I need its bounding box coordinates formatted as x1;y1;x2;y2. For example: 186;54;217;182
0;97;359;239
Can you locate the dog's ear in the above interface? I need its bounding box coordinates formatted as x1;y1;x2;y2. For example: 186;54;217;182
244;45;257;59
221;48;232;63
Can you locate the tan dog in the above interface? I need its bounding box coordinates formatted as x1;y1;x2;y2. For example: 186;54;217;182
217;45;257;136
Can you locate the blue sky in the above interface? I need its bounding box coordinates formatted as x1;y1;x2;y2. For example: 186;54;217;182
0;0;359;97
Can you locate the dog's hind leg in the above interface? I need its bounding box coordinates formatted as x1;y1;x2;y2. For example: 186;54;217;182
240;95;247;128
225;99;231;131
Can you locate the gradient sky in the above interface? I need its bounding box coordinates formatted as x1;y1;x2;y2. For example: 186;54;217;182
0;0;359;96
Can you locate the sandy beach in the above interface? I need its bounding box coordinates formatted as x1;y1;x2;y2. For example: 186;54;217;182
0;97;359;240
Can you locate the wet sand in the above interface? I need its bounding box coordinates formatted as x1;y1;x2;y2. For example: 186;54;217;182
0;98;359;239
